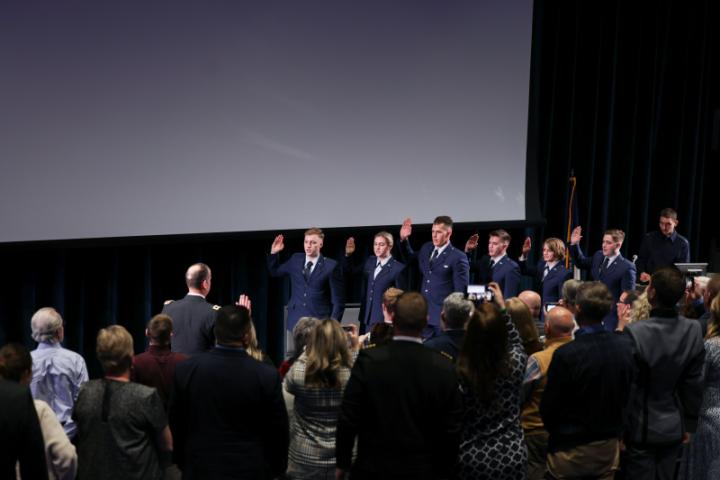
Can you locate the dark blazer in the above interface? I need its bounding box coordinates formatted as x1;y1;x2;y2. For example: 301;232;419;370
347;256;406;327
0;379;48;480
267;252;344;330
540;328;634;452
162;294;217;355
170;347;289;480
400;241;469;326
569;245;637;331
471;254;522;299
336;340;462;480
519;259;572;306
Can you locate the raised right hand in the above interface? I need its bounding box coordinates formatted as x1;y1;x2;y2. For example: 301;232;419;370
522;237;532;255
399;217;412;241
570;226;582;245
345;237;356;256
270;234;285;254
465;233;479;253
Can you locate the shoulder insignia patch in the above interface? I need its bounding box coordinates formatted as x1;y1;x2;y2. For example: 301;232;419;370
163;300;174;305
212;305;221;311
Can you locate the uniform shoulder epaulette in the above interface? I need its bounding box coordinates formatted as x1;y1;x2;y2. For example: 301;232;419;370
163;299;174;305
212;304;221;311
439;351;455;362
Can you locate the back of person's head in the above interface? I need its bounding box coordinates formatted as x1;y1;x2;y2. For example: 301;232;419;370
245;321;266;362
707;293;720;339
442;293;473;329
518;290;542;319
0;343;32;383
30;307;63;343
575;281;613;324
561;279;583;310
433;216;453;229
185;263;211;290
214;305;251;346
545;306;575;338
706;274;720;306
368;323;394;346
382;287;405;320
96;325;134;376
147;314;173;347
630;292;652;323
649;267;685;308
305;319;351;389
457;304;509;403
506;297;542;355
291;317;321;360
393;292;428;335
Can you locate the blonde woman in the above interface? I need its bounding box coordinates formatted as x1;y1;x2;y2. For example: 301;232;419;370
284;318;353;479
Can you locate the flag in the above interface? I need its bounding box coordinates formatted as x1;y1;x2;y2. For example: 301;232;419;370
565;172;579;270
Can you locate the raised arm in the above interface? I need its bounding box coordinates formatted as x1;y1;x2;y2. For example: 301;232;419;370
267;234;289;277
568;226;593;270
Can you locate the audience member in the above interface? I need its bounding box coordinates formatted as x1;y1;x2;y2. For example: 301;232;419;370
506;297;543;356
679;292;720;480
267;228;344;335
518;290;543;335
519;237;572;318
424;292;473;362
0;343;76;480
615;289;640;332
284;319;353;479
399;216;470;336
162;263;219;355
695;274;720;336
636;208;690;283
132;313;189;410
521;306;574;480
558;279;582;316
540;281;634;479
623;267;705;480
29;306;89;439
465;229;521;299
359;287;403;347
171;305;288;479
279;316;322;379
74;325;172;480
456;283;527;480
680;275;708;320
336;292;462;480
343;232;406;333
569;227;637;331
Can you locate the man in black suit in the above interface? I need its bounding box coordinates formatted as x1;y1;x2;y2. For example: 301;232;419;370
540;281;634;479
162;262;219;355
336;292;463;480
170;305;289;479
0;378;48;479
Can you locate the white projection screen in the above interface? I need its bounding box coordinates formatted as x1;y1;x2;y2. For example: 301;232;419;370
0;0;534;243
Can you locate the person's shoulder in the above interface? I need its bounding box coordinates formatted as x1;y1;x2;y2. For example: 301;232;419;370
676;232;690;245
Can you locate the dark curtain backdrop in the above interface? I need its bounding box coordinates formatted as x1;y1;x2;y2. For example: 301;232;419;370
1;0;718;373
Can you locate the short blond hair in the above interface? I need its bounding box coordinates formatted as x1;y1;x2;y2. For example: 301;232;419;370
96;325;134;376
304;227;324;239
604;229;625;243
374;231;394;248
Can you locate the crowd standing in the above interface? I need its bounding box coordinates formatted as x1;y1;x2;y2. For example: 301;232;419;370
1;208;717;480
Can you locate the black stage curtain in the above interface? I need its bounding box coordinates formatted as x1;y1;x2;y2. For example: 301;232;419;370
1;0;718;372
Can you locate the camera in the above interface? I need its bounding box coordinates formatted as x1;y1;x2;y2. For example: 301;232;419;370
544;302;559;313
467;284;493;303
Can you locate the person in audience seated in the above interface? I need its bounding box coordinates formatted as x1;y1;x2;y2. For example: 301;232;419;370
636;208;690;283
344;232;406;334
162;262;219;355
519;237;572;318
171;305;288;479
132;313;189;410
506;297;543;356
679;292;720;480
424;292;473;363
622;267;704;480
0;343;77;480
569;226;637;331
465;229;521;299
519;290;543;335
267;228;345;334
279;316;321;379
74;325;172;480
284;319;354;479
456;283;527;480
540;281;634;479
29;306;88;439
398;216;470;337
521;306;575;480
558;279;583;317
336;292;462;480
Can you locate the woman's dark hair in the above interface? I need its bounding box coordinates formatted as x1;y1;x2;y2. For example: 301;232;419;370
457;304;510;404
0;343;33;382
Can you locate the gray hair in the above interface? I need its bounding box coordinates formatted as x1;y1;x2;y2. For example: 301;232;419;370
561;279;583;306
291;316;321;358
442;293;474;329
30;307;63;343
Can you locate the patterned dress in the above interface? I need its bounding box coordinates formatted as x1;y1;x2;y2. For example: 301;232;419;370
457;313;528;480
679;336;720;480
